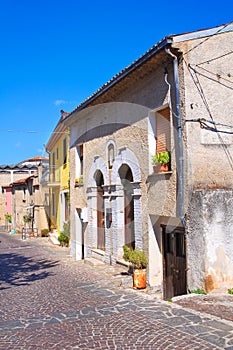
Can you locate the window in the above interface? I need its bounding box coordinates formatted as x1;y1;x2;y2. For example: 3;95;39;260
156;107;171;153
52;192;55;217
63;137;67;164
64;192;69;222
52;152;55;181
77;144;83;176
148;106;171;173
56;147;59;160
108;143;115;169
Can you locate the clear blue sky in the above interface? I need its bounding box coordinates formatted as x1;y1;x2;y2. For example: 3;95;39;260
0;0;232;165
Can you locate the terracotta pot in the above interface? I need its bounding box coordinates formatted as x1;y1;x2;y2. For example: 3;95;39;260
133;269;147;289
153;164;161;173
160;164;169;172
153;164;169;173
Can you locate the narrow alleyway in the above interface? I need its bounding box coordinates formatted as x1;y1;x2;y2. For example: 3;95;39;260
0;232;233;349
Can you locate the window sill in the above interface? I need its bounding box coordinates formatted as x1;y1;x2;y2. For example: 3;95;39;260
149;170;173;176
74;183;84;188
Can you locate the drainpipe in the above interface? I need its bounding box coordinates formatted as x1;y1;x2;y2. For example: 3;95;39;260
165;47;186;226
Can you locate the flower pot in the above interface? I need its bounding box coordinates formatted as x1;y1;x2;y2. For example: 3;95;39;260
160;164;169;172
133;269;147;289
153;164;169;173
153;164;161;173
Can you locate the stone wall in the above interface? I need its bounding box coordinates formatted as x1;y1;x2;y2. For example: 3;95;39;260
175;30;233;190
187;189;233;292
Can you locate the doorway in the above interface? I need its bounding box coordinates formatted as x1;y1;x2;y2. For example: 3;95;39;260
95;170;105;251
162;225;187;299
119;164;135;249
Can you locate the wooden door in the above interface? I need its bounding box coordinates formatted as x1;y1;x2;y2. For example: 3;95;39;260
162;226;186;299
97;186;105;250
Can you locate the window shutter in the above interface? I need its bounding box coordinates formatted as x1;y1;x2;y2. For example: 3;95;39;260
156;107;171;153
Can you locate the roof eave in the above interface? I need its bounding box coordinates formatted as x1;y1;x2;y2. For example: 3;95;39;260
64;37;173;124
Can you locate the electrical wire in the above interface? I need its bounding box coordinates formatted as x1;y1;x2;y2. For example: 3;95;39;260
193;65;233;85
185;118;233;134
182;21;233;57
189;65;233;90
196;50;233;66
184;58;233;169
184;60;214;121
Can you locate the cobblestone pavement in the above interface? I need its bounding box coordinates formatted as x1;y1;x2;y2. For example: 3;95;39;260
0;233;233;349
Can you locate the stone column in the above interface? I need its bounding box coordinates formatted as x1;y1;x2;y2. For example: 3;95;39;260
87;186;98;257
132;181;142;249
111;184;125;261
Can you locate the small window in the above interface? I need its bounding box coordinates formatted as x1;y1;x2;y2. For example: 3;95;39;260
64;192;69;221
52;192;55;217
78;145;83;175
156;107;171;153
51;152;55;181
108;144;115;169
56;147;59;160
63;137;67;164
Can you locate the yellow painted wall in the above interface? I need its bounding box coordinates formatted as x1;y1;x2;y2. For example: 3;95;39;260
49;129;70;233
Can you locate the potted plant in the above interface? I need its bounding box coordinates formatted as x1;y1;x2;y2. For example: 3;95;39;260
75;175;83;186
152;151;170;173
58;221;70;247
123;245;148;289
58;233;69;247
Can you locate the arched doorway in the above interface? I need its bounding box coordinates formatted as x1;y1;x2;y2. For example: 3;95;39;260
119;164;135;249
95;170;105;251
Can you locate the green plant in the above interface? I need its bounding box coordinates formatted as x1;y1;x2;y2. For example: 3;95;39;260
123;245;148;269
58;221;70;247
62;221;70;238
58;233;69;246
41;228;49;237
5;213;12;223
152;151;170;165
23;215;32;223
228;288;233;295
190;289;206;295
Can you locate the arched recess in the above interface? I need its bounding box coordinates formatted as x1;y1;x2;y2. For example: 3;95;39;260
94;170;105;250
88;156;108;187
111;147;141;184
87;157;107;254
119;164;135;249
111;147;143;257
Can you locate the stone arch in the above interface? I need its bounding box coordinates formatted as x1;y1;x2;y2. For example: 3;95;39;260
110;147;143;260
111;147;141;185
88;156;108;187
87;157;108;257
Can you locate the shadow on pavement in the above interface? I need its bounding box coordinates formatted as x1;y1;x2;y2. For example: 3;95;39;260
0;252;59;290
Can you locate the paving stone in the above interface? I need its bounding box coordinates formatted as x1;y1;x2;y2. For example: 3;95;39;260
1;232;233;349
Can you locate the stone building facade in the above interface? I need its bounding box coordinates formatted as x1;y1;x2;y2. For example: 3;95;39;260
0;157;49;233
45;111;70;234
64;24;233;298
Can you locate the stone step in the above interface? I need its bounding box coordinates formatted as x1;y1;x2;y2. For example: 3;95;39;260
84;257;105;267
49;236;60;245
